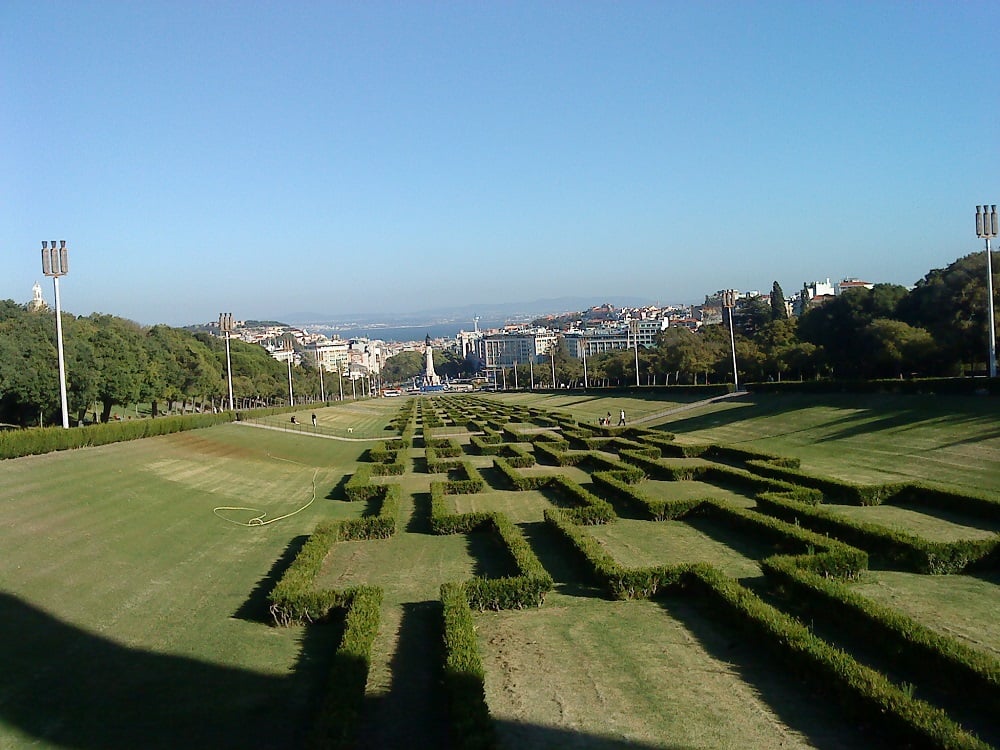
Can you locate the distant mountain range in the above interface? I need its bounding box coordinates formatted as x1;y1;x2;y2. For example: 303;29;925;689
281;296;657;328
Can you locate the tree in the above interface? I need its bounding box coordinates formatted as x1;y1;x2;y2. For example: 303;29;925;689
896;250;999;373
83;314;150;422
770;281;788;320
734;297;772;338
797;284;909;377
382;351;424;385
860;319;939;379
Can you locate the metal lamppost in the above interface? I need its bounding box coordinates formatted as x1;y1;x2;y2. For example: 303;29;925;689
219;313;235;411
41;241;70;428
551;344;557;389
581;336;589;389
529;358;534;390
722;290;740;390
286;346;295;406
513;360;518;390
632;322;640;387
976;205;998;378
315;349;326;402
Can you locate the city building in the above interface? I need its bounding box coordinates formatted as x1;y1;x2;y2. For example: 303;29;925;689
482;328;558;367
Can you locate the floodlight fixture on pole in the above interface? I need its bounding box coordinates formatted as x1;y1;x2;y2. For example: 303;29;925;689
41;241;70;428
219;313;235;411
976;205;998;378
722;289;740;390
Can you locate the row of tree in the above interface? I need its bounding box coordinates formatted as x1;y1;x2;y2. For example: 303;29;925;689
2;250;995;426
380;250;997;388
0;302;335;427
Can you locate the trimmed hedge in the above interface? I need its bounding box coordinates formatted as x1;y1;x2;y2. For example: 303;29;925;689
763;556;1000;714
308;586;384;750
492;457;552;491
592;470;706;521
543;507;685;599
546;475;616;525
683;565;990;750
0;410;234;459
441;582;496;750
269;521;346;626
270;487;399;625
340;483;400;540
756;492;1000;574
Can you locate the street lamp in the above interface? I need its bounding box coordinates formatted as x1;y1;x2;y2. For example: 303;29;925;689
315;348;326;402
976;205;998;378
286;345;295;406
722;289;740;390
632;322;640;387
219;313;235;411
41;241;70;428
581;335;589;389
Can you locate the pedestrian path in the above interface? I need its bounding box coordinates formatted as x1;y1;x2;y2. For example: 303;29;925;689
631;390;749;426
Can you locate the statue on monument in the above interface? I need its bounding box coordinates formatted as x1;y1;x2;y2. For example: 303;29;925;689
423;334;441;387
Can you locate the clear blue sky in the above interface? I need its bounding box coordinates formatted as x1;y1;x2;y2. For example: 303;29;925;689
3;1;997;326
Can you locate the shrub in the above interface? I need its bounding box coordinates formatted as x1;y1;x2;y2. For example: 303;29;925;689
441;583;495;750
756;493;1000;574
308;586;383;750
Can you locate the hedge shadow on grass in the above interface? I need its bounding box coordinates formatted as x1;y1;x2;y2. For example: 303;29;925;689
0;591;332;750
657;593;876;750
356;600;449;749
234;534;310;623
518;521;605;599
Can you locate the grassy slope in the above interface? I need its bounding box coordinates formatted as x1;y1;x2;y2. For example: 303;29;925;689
2;391;998;749
0;416;372;749
655;391;1000;492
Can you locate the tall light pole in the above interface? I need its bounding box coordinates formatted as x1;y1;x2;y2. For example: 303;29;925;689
722;289;740;390
976;205;998;378
632;322;640;387
315;349;326;402
551;343;557;389
286;345;295;406
219;313;235;411
41;241;70;428
581;335;589;389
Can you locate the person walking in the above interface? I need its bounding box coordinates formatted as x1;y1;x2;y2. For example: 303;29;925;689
311;413;317;427
618;409;626;426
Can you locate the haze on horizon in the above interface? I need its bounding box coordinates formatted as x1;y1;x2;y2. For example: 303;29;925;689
3;2;997;327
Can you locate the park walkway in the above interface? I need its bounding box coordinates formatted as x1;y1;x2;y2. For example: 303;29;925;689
630;390;749;426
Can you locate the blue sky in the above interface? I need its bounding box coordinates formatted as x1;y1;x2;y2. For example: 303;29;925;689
3;1;997;326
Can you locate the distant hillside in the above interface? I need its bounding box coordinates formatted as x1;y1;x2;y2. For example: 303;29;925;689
282;296;653;327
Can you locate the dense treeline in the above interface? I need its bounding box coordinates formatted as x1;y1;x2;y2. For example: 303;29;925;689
0;301;326;427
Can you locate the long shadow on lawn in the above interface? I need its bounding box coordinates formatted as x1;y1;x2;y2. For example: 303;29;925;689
356;601;449;749
519;521;605;599
233;534;310;622
0;591;332;750
657;593;874;750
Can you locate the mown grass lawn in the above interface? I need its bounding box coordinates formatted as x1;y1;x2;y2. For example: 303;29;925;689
656;391;1000;493
0;406;385;749
1;390;998;749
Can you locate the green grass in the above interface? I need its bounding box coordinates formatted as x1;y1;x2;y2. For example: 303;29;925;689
655;392;1000;493
586;518;764;579
642;477;759;509
822;502;1000;542
476;593;865;749
3;391;999;749
849;570;1000;660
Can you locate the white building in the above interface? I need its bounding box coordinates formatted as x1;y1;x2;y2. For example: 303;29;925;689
483;329;558;367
